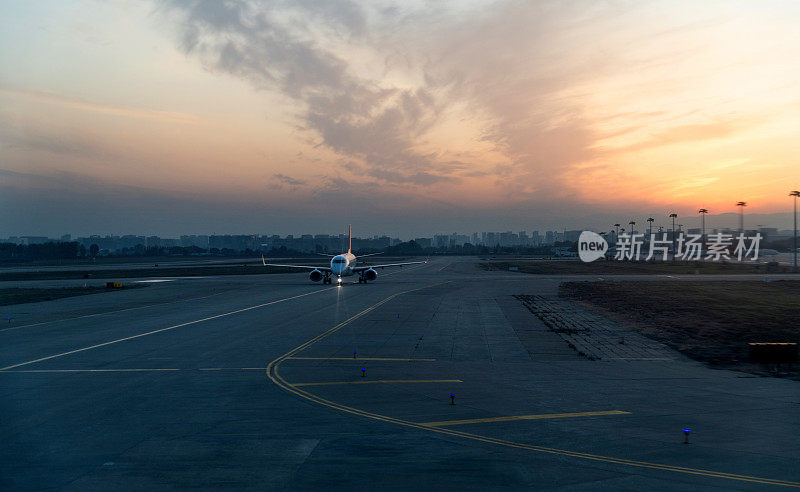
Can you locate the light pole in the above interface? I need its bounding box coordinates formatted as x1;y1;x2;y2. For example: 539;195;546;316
791;192;799;272
736;201;747;234
698;208;708;263
669;213;678;261
613;223;620;245
647;217;654;240
628;221;636;261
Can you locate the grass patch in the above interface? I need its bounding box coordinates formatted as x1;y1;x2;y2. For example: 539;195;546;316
0;257;414;281
560;280;800;375
482;260;781;275
0;264;316;281
0;285;144;306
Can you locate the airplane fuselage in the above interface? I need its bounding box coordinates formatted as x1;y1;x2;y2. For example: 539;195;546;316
330;253;357;277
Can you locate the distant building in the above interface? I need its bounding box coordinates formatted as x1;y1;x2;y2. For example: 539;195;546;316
414;237;432;248
499;232;516;246
181;235;209;248
12;236;51;245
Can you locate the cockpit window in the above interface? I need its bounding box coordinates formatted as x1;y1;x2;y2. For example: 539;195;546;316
332;258;346;263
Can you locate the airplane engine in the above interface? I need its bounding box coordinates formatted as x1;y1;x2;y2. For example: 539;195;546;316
309;269;323;282
364;268;378;281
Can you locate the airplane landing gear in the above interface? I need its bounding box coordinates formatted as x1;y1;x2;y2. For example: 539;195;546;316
323;275;332;285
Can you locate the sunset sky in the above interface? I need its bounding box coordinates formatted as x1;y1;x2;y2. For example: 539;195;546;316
1;0;799;237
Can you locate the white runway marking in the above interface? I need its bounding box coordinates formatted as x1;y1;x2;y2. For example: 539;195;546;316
0;288;333;371
1;368;180;373
0;291;226;333
0;368;271;373
133;279;175;283
602;357;674;361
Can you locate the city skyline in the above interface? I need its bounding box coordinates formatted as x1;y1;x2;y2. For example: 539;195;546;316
5;217;796;249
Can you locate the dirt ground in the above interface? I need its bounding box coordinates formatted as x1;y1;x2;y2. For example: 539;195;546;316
481;260;787;275
559;280;800;377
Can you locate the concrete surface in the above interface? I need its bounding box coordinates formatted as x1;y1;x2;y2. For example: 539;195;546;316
0;258;798;490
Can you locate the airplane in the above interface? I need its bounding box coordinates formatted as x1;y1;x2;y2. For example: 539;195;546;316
261;225;427;284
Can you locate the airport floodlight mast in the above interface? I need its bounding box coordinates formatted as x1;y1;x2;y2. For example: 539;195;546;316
613;223;621;244
698;209;708;263
736;201;747;233
628;221;636;258
669;213;678;261
647;217;654;238
791;191;800;272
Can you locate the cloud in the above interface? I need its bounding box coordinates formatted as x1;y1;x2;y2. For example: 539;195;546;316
0;111;113;158
160;0;453;187
272;173;306;187
607;119;756;154
155;1;648;200
0;87;206;125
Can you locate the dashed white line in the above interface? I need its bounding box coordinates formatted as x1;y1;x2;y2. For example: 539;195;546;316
0;288;332;371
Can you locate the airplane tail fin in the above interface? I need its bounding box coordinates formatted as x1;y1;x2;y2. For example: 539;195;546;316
347;224;352;254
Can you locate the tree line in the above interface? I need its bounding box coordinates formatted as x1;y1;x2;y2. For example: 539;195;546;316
0;240;580;263
0;242;82;261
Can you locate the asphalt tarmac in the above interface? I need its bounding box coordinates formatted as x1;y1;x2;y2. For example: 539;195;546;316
1;258;798;490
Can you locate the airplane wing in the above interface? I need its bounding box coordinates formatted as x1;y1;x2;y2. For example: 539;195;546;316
352;259;428;271
357;252;384;258
262;256;331;271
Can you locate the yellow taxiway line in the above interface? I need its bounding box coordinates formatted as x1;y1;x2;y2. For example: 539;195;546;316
265;283;800;489
420;410;631;427
293;379;461;387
